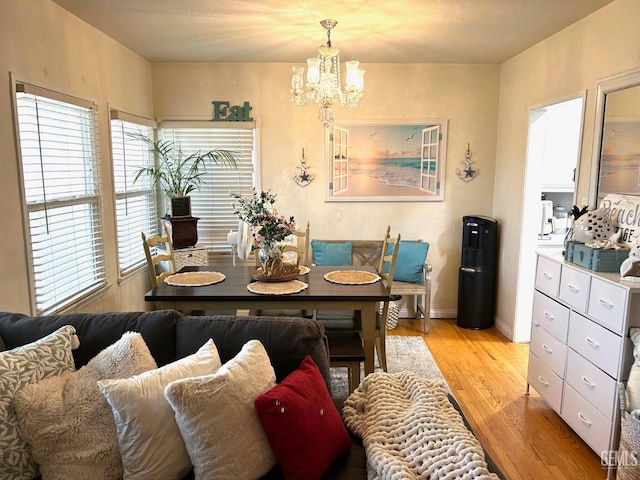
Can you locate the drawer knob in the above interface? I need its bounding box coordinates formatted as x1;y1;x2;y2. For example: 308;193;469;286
585;336;600;348
542;344;553;354
580;375;596;389
543;272;553;280
538;376;549;387
567;283;580;293
598;298;614;309
577;412;592;426
543;311;555;321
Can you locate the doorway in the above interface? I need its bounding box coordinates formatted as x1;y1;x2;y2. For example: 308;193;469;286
513;93;586;342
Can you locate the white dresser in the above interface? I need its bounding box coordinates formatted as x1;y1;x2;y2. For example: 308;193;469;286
528;251;640;464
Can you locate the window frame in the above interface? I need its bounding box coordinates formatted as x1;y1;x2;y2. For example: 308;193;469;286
109;109;159;278
12;78;106;315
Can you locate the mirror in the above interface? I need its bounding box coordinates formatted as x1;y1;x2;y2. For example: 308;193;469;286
589;66;640;207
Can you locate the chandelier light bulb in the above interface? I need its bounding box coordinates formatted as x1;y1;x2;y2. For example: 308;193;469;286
306;58;320;85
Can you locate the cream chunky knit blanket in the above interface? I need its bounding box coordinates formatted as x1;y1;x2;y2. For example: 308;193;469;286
342;371;500;480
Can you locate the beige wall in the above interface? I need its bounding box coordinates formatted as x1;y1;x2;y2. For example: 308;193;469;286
2;0;639;330
0;0;154;314
152;62;501;316
493;0;640;338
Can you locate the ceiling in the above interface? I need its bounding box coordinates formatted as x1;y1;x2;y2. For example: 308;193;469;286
52;0;615;64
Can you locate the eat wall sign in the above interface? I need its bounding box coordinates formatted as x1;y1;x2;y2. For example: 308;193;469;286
211;101;253;122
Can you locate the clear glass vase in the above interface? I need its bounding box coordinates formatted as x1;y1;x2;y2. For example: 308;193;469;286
258;243;283;276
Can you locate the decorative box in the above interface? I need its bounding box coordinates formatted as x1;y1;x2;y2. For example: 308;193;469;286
565;241;629;272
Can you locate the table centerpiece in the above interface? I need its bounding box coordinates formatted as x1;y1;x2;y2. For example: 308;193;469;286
231;189;297;279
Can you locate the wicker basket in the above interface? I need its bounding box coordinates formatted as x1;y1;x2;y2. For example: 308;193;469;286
617;382;640;480
174;246;208;271
385;302;401;330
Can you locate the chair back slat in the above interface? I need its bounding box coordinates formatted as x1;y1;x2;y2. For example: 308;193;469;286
141;224;176;288
282;220;310;266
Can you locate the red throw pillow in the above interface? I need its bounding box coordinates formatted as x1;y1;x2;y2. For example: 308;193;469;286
254;355;351;480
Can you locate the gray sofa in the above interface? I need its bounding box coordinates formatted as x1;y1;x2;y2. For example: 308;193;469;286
0;310;366;479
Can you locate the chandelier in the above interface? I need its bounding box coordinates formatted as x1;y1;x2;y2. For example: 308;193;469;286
289;19;365;126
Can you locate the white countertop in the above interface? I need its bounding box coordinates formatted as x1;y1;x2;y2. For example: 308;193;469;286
536;249;640;291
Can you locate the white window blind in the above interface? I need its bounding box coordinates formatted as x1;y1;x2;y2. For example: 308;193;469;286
159;125;256;252
15;83;104;314
110;112;158;275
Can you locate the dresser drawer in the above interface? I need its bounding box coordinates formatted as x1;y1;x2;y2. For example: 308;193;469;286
532;290;570;342
565;349;616;420
587;278;627;335
559;266;590;313
535;256;561;297
568;312;623;378
561;384;612;455
530;326;567;377
528;353;563;413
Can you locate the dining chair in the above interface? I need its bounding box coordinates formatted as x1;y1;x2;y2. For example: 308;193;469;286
325;330;365;395
282;220;310;266
318;226;401;372
141;225;176;289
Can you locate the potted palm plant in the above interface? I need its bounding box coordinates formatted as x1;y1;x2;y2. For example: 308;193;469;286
133;135;238;248
134;136;238;217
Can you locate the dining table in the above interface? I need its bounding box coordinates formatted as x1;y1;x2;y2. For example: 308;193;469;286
144;264;389;375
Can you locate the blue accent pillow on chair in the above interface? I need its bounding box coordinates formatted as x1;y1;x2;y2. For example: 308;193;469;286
387;241;429;284
311;241;353;266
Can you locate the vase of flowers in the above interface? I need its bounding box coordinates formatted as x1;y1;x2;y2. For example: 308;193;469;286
231;189;296;276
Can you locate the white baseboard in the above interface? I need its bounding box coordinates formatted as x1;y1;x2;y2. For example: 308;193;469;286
494;315;515;341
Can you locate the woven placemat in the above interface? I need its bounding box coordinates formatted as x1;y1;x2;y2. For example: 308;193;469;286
164;271;225;286
298;265;310;275
247;280;308;295
324;270;380;285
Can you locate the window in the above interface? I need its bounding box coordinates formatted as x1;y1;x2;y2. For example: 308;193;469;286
159;123;256;252
14;82;104;314
110;111;158;276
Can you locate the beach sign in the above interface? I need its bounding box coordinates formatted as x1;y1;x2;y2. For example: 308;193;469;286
599;193;640;245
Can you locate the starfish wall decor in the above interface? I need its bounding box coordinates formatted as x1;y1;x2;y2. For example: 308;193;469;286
456;143;479;182
293;148;314;187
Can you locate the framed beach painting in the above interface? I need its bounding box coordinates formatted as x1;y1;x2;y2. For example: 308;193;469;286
324;119;448;202
596;117;640;202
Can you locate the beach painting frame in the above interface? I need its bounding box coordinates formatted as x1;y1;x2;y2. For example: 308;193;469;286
324;119;448;202
596;117;640;202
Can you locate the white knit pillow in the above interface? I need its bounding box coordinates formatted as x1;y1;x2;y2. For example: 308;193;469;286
14;332;157;480
98;339;222;480
0;325;77;480
626;328;640;412
164;339;277;480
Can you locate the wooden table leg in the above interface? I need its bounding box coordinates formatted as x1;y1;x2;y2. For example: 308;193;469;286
361;302;377;375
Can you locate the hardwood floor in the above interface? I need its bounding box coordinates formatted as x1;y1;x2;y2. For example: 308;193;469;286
390;318;608;480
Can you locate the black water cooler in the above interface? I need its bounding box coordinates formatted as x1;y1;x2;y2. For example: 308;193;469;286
457;216;498;330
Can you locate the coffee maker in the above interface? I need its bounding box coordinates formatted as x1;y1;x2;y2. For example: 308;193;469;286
539;200;553;239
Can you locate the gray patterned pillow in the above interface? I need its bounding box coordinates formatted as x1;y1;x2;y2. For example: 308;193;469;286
0;325;77;480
